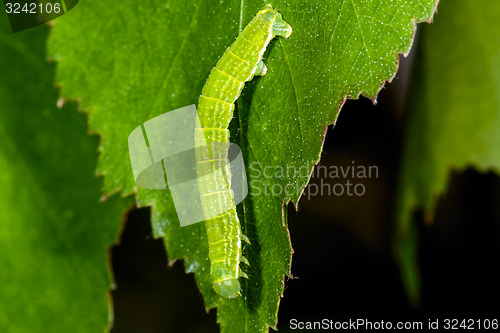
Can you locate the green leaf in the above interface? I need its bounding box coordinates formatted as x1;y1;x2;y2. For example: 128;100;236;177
48;0;437;331
0;18;132;332
396;0;500;304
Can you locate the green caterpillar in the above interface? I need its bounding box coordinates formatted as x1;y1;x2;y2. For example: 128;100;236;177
195;5;292;298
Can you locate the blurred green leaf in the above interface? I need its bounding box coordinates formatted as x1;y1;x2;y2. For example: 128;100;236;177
48;0;437;331
396;0;500;304
0;18;132;332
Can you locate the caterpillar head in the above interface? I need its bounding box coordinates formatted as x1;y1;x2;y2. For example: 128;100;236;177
213;278;241;298
258;5;292;39
260;4;274;12
272;13;292;39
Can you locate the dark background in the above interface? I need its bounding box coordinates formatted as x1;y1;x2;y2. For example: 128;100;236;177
110;44;500;333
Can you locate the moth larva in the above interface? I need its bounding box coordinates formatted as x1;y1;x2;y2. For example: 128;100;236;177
195;4;292;298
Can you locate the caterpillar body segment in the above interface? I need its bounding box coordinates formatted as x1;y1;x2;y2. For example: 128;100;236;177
195;5;292;298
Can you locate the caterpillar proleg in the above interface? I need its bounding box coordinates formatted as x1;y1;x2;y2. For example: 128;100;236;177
195;4;292;298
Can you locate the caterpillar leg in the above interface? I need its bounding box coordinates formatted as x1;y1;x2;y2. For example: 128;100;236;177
241;234;251;245
255;61;268;76
240;255;250;266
